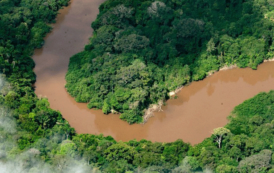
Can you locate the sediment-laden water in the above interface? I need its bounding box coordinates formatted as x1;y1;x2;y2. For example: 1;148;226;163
33;0;274;144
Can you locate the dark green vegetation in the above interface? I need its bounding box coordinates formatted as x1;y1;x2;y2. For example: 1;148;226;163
3;72;274;172
0;0;69;86
66;0;274;123
2;0;274;172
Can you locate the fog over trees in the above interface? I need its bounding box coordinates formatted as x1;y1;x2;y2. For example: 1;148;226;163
2;0;274;172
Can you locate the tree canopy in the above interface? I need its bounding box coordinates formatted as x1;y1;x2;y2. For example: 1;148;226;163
66;0;274;123
2;0;274;172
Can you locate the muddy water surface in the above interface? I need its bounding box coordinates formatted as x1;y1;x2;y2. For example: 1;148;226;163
33;0;274;144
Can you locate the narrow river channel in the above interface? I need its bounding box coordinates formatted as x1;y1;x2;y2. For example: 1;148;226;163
32;0;274;144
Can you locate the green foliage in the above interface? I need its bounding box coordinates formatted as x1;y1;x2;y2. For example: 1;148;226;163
66;0;274;123
57;140;77;157
216;164;237;173
173;156;201;172
238;150;272;173
186;91;274;172
3;0;274;172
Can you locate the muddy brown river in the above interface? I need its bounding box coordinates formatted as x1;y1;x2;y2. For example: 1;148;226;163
33;0;274;144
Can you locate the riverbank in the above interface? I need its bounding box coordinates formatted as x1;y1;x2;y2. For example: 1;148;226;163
32;0;274;144
144;64;240;123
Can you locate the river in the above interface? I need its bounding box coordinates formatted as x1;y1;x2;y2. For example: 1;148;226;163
32;0;274;144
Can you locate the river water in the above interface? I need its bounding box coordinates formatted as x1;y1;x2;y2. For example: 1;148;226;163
32;0;274;144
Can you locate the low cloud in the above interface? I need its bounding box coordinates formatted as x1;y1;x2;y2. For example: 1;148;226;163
0;76;95;173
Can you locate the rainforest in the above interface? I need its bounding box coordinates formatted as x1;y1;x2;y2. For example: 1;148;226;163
66;0;274;123
2;0;274;172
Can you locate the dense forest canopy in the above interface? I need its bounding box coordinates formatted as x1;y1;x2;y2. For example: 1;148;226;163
66;0;274;123
0;0;69;85
2;0;274;172
3;73;274;172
